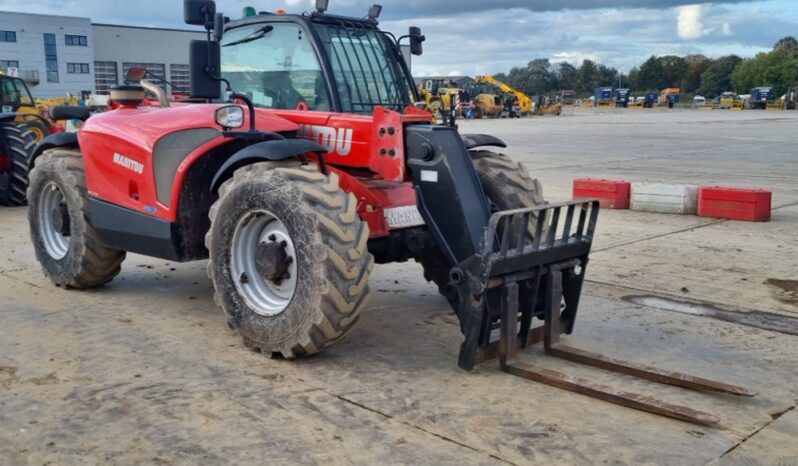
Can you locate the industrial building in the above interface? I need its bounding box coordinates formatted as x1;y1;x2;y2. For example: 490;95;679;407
0;11;203;98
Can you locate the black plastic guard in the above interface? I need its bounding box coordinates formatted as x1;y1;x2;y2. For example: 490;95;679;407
405;125;491;266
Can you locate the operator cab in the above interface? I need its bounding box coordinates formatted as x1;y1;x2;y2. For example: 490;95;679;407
0;74;35;113
185;0;425;116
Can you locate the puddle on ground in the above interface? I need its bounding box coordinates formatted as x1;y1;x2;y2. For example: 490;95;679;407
623;295;798;336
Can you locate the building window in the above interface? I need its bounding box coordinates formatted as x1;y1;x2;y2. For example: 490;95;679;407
67;63;90;74
65;34;88;46
43;33;59;83
169;64;190;95
94;61;118;95
0;31;16;42
0;60;19;70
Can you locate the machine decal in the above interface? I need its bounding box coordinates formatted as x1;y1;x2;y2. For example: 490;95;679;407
297;124;353;156
113;152;144;174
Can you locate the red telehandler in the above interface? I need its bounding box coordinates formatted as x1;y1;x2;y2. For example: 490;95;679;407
27;0;753;425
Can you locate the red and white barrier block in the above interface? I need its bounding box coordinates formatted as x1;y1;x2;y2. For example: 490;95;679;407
573;178;630;209
698;186;772;222
631;182;698;215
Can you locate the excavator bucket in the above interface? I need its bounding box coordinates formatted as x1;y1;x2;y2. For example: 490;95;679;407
448;200;755;425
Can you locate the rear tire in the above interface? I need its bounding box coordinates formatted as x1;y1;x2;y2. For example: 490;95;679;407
27;149;126;288
206;162;373;358
0;122;36;206
417;150;544;294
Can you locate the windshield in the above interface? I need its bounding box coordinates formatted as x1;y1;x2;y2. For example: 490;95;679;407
221;23;330;111
315;22;415;114
1;77;34;107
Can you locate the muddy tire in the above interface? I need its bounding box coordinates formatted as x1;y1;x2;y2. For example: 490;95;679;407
0;122;36;206
206;162;374;358
417;150;544;295
27;149;126;288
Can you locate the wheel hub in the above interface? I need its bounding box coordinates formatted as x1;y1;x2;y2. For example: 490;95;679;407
255;239;292;282
50;202;71;236
231;210;298;317
37;182;70;260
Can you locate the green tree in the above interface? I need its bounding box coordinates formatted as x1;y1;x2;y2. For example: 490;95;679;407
573;59;599;96
698;55;742;97
683;54;711;94
556;62;577;91
658;55;689;89
636;55;664;91
774;36;798;52
731;39;798;96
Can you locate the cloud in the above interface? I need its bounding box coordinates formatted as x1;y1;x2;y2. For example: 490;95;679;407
0;0;793;77
677;5;705;40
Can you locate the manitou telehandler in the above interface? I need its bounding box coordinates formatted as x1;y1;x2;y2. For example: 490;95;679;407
27;0;753;425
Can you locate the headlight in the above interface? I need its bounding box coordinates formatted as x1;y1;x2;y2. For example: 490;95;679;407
215;105;245;129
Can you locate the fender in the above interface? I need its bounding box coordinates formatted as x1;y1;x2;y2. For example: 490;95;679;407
460;133;507;150
31;132;80;168
210;138;329;193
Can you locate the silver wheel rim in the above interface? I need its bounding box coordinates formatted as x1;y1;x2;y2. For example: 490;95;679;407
231;209;298;317
37;181;70;260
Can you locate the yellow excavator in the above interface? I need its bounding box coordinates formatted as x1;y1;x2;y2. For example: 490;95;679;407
475;75;533;115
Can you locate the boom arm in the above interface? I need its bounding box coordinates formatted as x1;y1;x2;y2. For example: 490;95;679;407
475;75;533;114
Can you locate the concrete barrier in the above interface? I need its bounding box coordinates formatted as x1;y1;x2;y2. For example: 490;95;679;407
631;182;698;215
698;186;772;222
573;178;631;209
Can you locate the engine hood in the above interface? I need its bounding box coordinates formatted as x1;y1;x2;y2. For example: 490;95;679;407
80;103;299;149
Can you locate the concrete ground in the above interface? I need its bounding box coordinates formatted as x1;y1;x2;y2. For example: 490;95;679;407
1;109;797;465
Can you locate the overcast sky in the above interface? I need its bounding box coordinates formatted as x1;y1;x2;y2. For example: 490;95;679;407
2;0;796;75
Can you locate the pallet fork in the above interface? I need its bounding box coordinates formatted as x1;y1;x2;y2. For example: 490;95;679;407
449;200;755;425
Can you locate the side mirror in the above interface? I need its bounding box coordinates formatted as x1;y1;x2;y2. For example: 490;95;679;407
125;67;146;83
184;0;216;26
189;40;221;99
213;13;225;42
409;26;424;56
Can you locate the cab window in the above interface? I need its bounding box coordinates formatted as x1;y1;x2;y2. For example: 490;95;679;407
221;23;330;112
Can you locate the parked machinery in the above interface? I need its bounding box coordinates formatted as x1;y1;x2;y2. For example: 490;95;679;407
26;0;755;425
614;88;631;108
0;72;63;143
475;76;533;115
659;88;680;109
719;91;744;110
418;78;460;121
593;87;613;108
560;90;576;106
749;87;773;110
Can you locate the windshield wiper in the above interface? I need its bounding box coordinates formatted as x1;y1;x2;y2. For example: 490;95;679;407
223;25;274;47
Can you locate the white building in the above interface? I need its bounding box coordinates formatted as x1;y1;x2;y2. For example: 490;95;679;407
0;11;204;99
92;24;204;96
0;11;95;98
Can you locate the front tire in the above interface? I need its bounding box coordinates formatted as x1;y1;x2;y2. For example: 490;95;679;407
206;162;374;358
417;150;544;294
0;122;36;206
27;149;126;288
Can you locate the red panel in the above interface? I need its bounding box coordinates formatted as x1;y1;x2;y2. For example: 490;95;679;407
573;178;631;209
698;186;771;222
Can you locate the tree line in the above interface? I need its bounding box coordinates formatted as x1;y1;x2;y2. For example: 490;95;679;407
493;36;798;98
